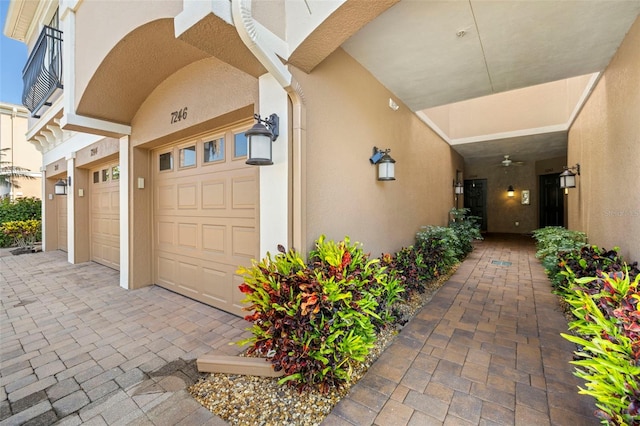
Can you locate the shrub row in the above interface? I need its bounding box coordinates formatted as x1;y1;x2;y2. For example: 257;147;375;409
237;208;482;392
533;227;640;425
0;197;41;248
0;219;41;249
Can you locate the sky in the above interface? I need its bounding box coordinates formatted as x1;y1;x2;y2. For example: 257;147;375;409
0;0;28;106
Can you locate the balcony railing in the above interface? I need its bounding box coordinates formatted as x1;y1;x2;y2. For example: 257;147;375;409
22;26;63;117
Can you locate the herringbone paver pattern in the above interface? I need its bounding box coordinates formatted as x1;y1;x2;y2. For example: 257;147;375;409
323;234;600;426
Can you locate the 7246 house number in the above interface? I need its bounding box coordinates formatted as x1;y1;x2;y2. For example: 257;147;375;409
170;107;188;124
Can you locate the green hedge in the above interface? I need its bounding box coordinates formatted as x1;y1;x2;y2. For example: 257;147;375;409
0;197;42;247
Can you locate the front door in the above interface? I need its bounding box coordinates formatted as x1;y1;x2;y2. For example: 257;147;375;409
539;173;564;227
463;179;487;231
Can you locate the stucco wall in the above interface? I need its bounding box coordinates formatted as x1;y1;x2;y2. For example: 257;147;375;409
567;16;640;262
292;48;464;256
74;0;183;115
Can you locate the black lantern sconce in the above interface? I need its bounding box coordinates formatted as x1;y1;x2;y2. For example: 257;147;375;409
370;147;396;181
54;178;68;195
507;185;515;197
559;163;580;193
245;113;279;166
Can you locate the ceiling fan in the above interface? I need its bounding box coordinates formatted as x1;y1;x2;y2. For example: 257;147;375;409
500;155;524;167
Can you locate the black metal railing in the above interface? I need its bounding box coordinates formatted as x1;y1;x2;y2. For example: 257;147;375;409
22;26;63;117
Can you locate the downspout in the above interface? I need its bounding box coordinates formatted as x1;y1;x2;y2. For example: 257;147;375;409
231;0;307;253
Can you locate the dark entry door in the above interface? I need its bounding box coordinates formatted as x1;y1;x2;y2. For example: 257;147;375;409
463;179;487;231
539;174;564;227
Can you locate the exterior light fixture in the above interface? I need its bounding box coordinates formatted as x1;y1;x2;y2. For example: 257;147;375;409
245;113;279;166
54;179;67;195
370;147;396;181
507;185;515;197
455;181;464;195
559;163;580;190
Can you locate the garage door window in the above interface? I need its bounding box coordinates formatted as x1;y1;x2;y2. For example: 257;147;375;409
234;132;247;158
102;169;109;182
159;152;173;171
204;138;224;163
112;166;120;180
93;171;99;183
180;146;196;168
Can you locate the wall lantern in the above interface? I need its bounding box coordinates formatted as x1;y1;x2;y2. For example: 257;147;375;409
370;147;396;181
507;185;515;197
454;181;464;195
54;179;67;195
559;163;580;191
245;113;279;166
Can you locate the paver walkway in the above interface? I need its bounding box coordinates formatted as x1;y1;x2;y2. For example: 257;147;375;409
323;234;599;425
1;235;599;425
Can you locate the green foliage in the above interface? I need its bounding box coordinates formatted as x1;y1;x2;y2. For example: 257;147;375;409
390;210;480;296
0;197;42;247
448;208;483;257
236;236;402;393
554;246;639;294
416;225;460;270
561;271;640;425
1;219;41;250
531;226;588;276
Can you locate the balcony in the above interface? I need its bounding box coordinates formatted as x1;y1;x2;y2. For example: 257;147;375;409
22;26;63;118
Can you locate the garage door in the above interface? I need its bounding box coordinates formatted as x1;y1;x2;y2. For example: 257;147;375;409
90;162;120;270
57;193;67;251
153;129;258;316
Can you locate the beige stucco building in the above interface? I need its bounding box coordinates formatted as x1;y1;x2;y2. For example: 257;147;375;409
0;103;41;200
3;1;639;316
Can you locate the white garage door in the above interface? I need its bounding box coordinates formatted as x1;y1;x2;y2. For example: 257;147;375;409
90;162;120;270
153;128;258;316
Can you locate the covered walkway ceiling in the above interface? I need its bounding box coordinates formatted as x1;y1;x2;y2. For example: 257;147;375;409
341;0;640;164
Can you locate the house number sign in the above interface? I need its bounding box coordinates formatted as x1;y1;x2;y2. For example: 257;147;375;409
170;107;188;124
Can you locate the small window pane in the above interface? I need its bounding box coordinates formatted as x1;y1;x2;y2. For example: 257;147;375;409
234;132;247;158
93;171;99;183
102;169;109;182
180;146;196;168
159;152;173;171
204;138;225;163
112;166;120;180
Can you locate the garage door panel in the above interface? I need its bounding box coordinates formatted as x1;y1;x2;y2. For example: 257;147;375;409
157;256;177;287
110;218;119;237
158;185;176;210
202;266;232;304
98;192;108;209
232;226;257;259
177;222;198;248
202;224;226;253
232;176;257;209
157;221;174;246
177;184;198;209
177;260;200;294
201;180;226;209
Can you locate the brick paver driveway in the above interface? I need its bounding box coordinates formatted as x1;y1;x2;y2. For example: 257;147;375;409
1;250;248;425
